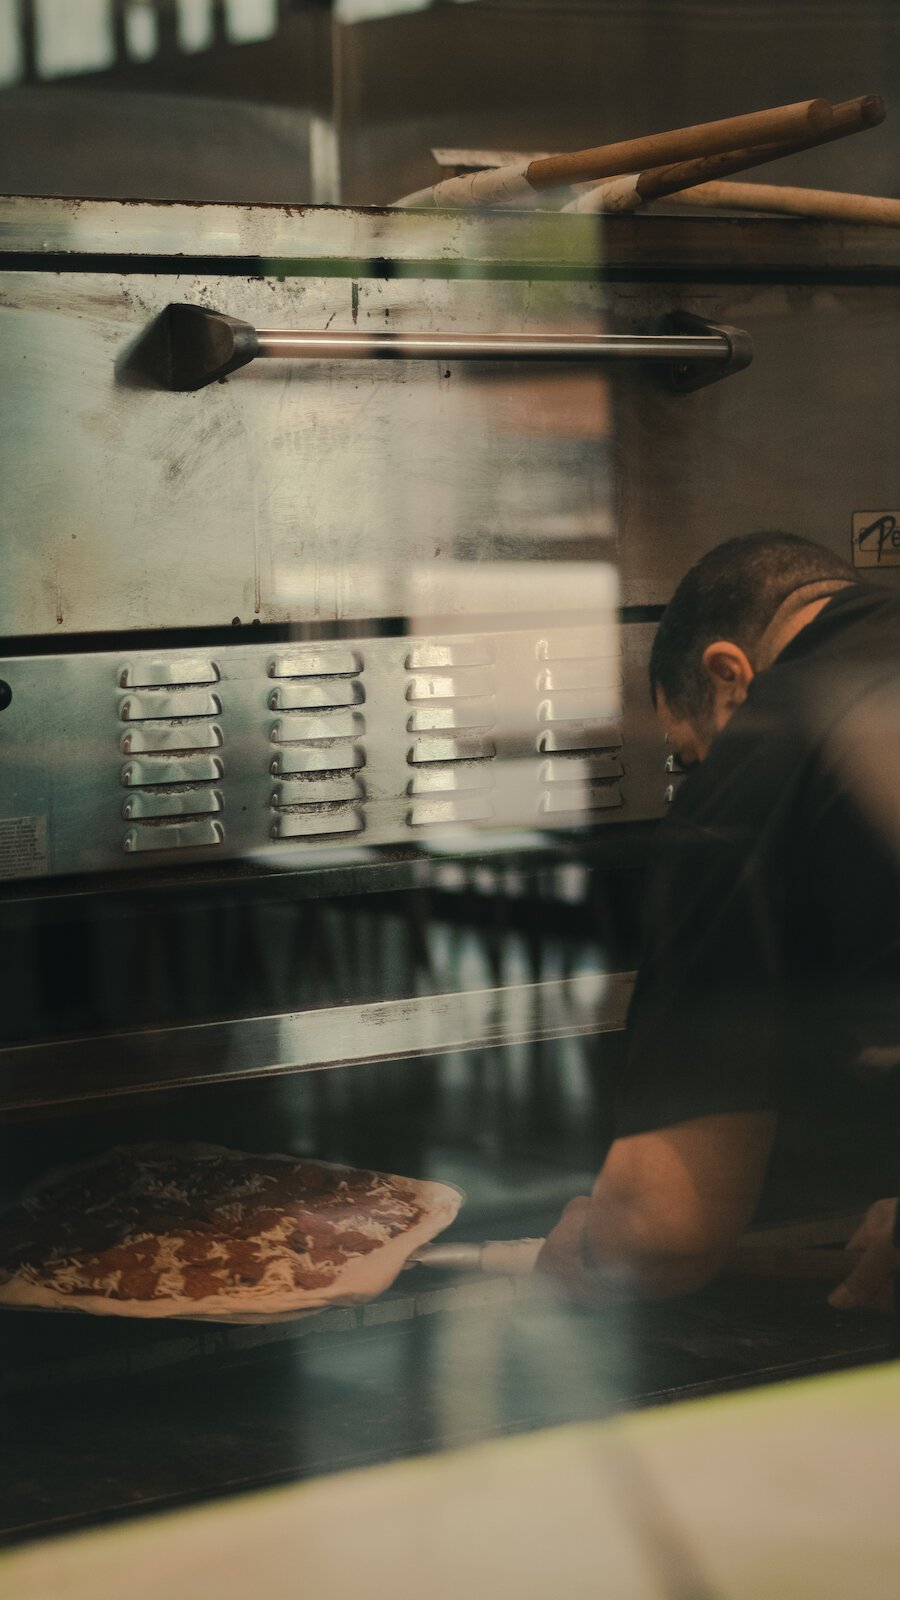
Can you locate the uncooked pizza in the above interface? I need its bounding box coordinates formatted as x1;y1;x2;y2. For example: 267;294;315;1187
0;1143;462;1322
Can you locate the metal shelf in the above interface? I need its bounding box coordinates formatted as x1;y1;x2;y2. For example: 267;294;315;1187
0;972;634;1114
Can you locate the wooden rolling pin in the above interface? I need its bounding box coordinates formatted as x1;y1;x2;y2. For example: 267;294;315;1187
660;179;900;227
528;98;834;188
566;94;885;214
394;97;833;208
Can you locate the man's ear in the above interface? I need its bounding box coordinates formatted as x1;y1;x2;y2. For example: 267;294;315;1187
700;641;754;709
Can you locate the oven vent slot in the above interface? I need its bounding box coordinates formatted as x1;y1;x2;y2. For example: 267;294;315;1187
268;650;361;679
537;634;615;663
534;635;623;812
537;690;619;724
538;752;624;815
267;657;367;841
119;689;222;722
405;658;498;827
407;700;494;733
406;743;497;821
123;788;223;821
406;744;497;828
408;795;494;827
537;727;622;754
540;755;623;783
405;653;498;779
122;756;224;787
270;711;365;742
539;784;623;815
272;807;364;840
269;755;367;839
406;670;494;702
271;774;364;807
271;746;365;776
124;819;224;854
408;765;493;795
405;642;494;671
408;737;497;765
269;680;364;712
117;668;226;855
537;661;621;694
121;724;223;755
118;659;219;689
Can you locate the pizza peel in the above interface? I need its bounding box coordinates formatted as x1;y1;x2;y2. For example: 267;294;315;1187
409;1238;544;1274
409;1227;866;1283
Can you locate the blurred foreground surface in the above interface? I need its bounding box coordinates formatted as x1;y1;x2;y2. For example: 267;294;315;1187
3;1356;899;1600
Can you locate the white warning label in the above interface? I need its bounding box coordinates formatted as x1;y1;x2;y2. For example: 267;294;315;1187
0;816;49;880
851;511;900;568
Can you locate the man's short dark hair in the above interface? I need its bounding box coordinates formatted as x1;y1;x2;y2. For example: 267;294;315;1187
649;532;856;719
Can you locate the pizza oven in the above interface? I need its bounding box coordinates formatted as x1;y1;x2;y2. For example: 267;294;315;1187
2;192;899;1088
0;192;751;1078
1;193;899;1540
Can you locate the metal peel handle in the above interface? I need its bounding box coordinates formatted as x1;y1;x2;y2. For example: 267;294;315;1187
409;1238;544;1274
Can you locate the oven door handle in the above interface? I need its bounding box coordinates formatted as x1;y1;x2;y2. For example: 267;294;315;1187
140;303;751;393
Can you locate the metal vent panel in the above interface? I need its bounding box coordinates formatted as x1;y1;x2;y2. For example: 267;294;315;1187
0;620;663;878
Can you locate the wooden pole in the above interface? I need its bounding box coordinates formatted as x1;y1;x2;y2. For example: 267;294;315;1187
661;181;900;226
394;97;835;209
565;95;886;214
638;94;885;203
526;98;834;189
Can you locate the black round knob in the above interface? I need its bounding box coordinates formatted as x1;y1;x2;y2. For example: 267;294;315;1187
0;681;11;712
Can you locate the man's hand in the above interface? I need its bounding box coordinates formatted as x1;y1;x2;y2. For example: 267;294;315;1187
536;1196;592;1299
537;1111;776;1307
536;1197;637;1307
828;1198;900;1312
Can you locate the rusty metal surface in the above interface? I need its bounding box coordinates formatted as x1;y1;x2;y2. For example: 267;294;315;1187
0;263;616;634
2;199;899;641
3;196;900;272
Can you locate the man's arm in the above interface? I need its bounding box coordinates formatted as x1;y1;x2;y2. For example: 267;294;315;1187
537;1111;777;1303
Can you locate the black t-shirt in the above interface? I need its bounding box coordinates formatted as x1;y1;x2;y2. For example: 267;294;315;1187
616;581;900;1141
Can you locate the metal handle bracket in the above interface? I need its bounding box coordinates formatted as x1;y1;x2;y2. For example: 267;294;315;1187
665;308;753;392
144;302;752;392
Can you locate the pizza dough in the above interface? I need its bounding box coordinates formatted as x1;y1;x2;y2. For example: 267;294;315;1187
0;1143;463;1323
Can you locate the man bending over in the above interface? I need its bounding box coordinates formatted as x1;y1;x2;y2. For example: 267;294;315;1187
539;532;900;1312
